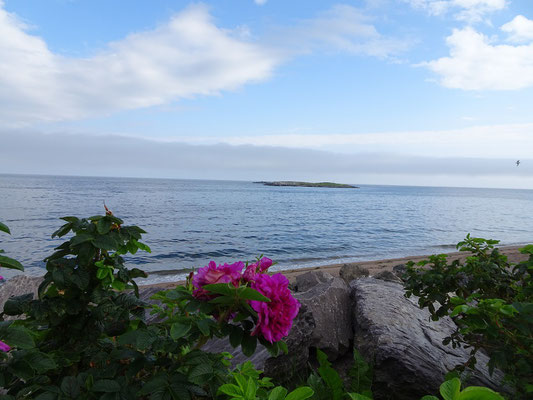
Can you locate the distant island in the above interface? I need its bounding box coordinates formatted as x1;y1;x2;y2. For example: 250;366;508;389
254;181;359;189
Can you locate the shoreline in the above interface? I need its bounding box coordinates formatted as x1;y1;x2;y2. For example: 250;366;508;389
140;244;529;290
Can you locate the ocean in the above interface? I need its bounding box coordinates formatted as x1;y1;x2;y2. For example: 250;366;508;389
1;174;532;284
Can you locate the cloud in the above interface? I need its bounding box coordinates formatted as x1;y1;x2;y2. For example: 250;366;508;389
164;122;533;159
254;0;267;5
270;4;411;58
1;130;531;189
0;2;405;127
420;26;533;90
501;15;533;43
405;0;506;23
0;3;279;127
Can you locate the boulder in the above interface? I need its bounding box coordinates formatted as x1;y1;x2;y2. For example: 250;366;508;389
392;264;407;279
294;270;333;292
0;275;42;312
350;278;505;400
295;272;352;360
373;270;403;284
339;264;369;284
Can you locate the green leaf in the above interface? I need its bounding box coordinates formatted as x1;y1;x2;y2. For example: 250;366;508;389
268;386;288;400
52;223;71;238
230;326;244;348
0;255;24;271
456;387;505;400
218;384;243;397
450;305;469;317
1;325;35;349
0;222;10;234
35;392;58;400
346;394;372;400
25;351;57;373
60;376;81;398
92;379;121;393
238;287;271;302
440;378;461;400
420;397;440;400
91;235;118;250
241;333;257;357
278;341;288;354
285;387;314;400
188;363;213;384
170;322;191;340
70;233;95;247
203;283;235;296
132;239;151;253
97;219;113;235
245;377;257;399
196;319;211;336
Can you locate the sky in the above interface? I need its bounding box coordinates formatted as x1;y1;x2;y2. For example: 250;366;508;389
0;0;532;188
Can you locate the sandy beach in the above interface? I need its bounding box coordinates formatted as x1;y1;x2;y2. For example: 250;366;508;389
141;244;530;290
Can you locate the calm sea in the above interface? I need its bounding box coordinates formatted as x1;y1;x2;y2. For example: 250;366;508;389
1;174;532;284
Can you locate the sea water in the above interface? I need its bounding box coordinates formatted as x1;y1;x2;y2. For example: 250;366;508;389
1;174;532;284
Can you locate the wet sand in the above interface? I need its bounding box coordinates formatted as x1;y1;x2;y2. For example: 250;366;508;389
140;244;530;290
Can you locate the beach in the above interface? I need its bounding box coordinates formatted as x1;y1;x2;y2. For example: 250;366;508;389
141;244;530;290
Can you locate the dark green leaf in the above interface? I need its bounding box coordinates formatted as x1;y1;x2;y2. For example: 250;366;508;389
170;322;191;340
0;222;10;234
0;255;24;271
92;379;121;393
241;333;257;357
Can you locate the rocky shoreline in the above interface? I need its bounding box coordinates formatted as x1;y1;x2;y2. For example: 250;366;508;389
1;246;528;399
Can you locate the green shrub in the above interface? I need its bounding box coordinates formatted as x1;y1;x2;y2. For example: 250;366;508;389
0;210;311;399
404;235;533;397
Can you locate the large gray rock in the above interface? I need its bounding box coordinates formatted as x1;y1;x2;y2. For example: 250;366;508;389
294;270;333;293
0;275;42;312
373;270;403;284
350;278;505;400
296;272;352;360
339;264;369;284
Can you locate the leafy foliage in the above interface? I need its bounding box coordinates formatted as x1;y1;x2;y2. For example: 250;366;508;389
0;222;24;272
217;361;313;400
404;235;533;397
420;377;504;400
307;349;373;400
0;210;303;399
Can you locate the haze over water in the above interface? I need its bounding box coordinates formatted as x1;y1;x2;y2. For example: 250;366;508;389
1;174;532;284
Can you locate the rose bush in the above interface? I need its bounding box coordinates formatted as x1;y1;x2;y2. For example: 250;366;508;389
0;211;306;399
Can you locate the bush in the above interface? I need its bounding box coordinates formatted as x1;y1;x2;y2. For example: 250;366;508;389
404;235;533;398
0;210;307;399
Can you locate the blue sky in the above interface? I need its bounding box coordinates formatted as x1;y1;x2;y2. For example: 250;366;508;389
1;0;532;188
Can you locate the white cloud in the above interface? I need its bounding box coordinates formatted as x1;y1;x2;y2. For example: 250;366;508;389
272;4;411;58
0;2;404;126
254;0;268;5
1;130;531;189
405;0;506;23
0;3;280;126
501;15;533;43
420;27;533;90
170;123;533;159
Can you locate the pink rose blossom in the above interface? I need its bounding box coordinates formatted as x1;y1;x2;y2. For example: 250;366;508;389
243;257;273;282
250;273;300;343
192;261;244;299
0;340;10;352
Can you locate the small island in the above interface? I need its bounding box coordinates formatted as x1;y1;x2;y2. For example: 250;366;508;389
254;181;358;188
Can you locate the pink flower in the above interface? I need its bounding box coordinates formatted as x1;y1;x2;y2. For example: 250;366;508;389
243;257;273;282
250;273;300;343
0;340;10;352
192;261;244;299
